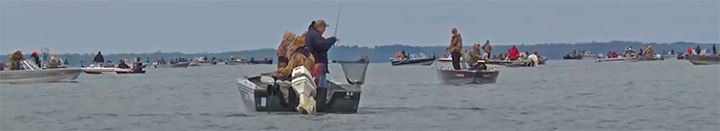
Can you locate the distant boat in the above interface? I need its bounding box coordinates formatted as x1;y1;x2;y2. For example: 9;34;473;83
563;54;583;60
596;55;665;63
191;57;217;66
226;59;248;65
625;55;665;62
390;53;436;66
81;63;117;74
563;50;600;60
249;59;273;64
115;68;146;74
0;60;82;84
484;59;535;68
153;62;190;68
686;55;720;65
435;57;500;85
596;57;630;62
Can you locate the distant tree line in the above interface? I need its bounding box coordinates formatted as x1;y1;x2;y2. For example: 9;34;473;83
1;41;716;66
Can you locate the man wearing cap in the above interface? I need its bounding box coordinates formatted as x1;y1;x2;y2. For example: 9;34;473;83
305;19;338;112
466;42;483;67
30;50;41;66
446;28;462;70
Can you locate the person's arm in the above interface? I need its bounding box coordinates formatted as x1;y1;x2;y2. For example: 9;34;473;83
308;34;337;52
448;36;459;51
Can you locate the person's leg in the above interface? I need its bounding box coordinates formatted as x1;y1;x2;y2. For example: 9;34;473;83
312;63;327;87
312;63;328;112
451;52;461;70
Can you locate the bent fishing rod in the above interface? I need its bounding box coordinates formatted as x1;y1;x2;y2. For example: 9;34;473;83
333;3;342;45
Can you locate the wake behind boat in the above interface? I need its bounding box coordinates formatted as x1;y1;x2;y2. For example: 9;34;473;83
236;60;369;114
390;53;436;66
0;60;82;84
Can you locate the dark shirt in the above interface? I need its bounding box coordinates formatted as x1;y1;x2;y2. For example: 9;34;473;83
304;27;337;65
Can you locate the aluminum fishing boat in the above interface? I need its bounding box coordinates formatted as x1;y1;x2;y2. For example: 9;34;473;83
236;60;369;114
0;60;82;84
435;57;500;85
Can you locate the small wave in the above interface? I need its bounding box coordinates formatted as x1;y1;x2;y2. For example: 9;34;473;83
127;113;162;117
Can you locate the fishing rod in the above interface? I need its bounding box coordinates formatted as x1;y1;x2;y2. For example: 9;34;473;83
333;3;342;45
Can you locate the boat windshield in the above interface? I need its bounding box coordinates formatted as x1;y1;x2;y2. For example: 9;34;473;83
417;53;427;58
20;60;41;70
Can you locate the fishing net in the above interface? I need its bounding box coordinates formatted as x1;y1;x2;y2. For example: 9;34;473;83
332;60;369;85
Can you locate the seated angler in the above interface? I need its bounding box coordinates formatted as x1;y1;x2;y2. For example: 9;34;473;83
277;31;297;68
273;33;315;105
47;54;60;68
275;33;314;79
465;42;483;67
644;45;656;58
8;50;24;70
116;60;130;69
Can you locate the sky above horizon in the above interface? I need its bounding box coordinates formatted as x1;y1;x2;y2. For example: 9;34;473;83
1;1;718;54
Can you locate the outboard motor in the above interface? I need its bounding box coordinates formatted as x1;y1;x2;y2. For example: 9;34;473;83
291;66;317;114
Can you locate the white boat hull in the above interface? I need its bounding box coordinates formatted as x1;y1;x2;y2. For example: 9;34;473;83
399;60;434;66
236;77;258;114
81;67;117;74
154;62;190;68
596;57;631;62
1;69;82;84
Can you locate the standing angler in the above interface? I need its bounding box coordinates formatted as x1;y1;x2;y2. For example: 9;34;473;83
446;28;463;70
482;40;492;59
304;19;338;112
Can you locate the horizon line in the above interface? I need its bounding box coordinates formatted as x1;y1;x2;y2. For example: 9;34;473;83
2;40;717;55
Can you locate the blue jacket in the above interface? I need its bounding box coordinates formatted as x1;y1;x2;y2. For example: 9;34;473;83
305;27;337;65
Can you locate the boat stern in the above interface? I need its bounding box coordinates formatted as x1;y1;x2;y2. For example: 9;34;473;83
474;70;500;84
236;77;258;113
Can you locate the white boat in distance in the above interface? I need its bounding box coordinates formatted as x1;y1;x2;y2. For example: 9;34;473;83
0;60;82;84
81;63;118;74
